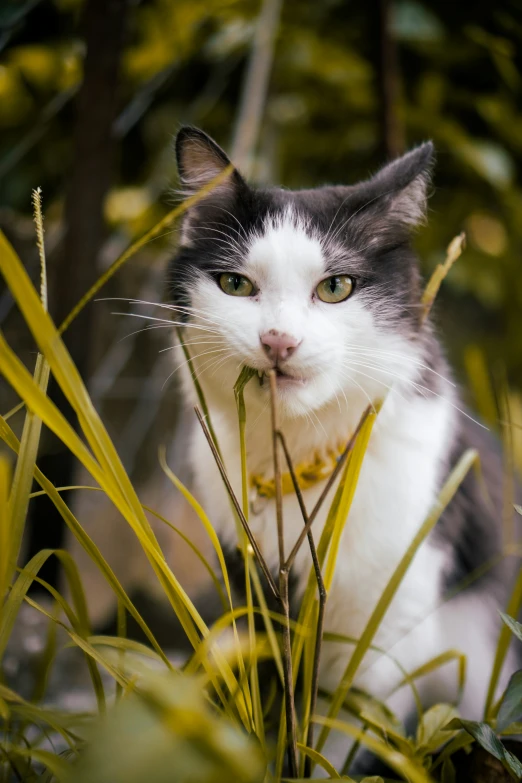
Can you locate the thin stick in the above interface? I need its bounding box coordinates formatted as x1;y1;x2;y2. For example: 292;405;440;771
421;232;465;325
31;187;47;312
270;372;285;568
285;405;372;569
268;370;299;778
194;406;279;601
280;564;299;778
277;430;326;776
182;330;223;460
230;0;284;175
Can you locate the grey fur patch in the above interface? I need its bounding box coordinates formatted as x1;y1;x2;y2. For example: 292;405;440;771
435;412;521;597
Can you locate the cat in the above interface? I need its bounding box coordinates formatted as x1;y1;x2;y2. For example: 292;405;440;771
168;125;520;774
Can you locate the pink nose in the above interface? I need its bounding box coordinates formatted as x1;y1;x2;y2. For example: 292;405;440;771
260;330;301;363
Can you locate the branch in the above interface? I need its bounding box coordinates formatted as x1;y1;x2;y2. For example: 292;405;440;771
276;429;326;776
285;405;373;569
194;406;279;601
230;0;284;175
268;370;298;778
377;0;404;159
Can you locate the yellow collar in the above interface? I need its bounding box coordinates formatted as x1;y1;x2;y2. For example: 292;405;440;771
250;439;347;501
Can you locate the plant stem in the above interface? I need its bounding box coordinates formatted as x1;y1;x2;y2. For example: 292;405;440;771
180;330;223;460
277;431;326;776
231;0;283;175
268;371;298;778
194;406;279;601
280;565;299;778
285;405;372;569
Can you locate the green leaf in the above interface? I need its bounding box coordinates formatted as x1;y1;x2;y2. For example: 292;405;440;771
7;352;50;588
446;719;522;780
313;716;433;783
344;689;413;757
486;585;522;717
415;703;459;755
440;758;456;783
498;670;522;733
501;613;522;644
296;743;341;778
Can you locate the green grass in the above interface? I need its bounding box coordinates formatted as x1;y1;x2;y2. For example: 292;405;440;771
0;195;521;782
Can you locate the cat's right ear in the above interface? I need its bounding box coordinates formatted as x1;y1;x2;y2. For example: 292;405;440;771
175;126;245;201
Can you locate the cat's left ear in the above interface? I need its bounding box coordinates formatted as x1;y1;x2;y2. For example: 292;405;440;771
175;126;246;201
368;141;434;227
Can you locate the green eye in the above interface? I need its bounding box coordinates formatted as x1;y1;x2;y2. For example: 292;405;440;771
316;275;354;303
219;273;254;297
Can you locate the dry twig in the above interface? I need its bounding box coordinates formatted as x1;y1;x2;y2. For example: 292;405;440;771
276;430;326;776
269;370;299;777
194;406;278;601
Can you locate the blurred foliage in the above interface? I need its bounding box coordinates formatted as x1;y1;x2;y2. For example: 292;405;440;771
0;0;521;381
0;212;493;783
66;668;265;783
1;4;522;779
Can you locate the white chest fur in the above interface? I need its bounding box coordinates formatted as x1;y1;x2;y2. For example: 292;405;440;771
188;383;455;693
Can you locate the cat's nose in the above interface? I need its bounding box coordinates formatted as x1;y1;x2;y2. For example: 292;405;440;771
260;330;301;363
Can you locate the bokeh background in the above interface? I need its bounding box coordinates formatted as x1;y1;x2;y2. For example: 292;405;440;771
1;0;521;630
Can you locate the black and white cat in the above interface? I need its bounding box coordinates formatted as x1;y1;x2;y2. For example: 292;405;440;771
169;126;520;773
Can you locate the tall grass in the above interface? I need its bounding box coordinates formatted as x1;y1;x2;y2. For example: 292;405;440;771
0;193;521;782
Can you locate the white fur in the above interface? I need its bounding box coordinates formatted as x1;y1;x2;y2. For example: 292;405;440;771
174;209;501;767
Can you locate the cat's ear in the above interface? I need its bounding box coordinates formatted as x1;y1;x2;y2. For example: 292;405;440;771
175;126;245;200
367;141;434;227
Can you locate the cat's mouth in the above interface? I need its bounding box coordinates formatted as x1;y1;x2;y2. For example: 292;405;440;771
255;368;306;388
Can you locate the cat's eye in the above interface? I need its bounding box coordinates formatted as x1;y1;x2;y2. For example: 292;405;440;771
316;275;354;303
219;273;254;297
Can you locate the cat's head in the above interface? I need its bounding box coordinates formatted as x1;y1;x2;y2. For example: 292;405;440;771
169;126;435;418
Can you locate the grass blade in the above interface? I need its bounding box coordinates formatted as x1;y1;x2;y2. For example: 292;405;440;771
315;448;477;756
0;455;11;609
7;352;50;592
314;716;434;783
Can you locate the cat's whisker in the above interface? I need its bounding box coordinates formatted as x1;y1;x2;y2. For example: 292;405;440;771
340;359;431;399
197;217;247;244
303;409;320;437
204;207;250;240
170;346;230;375
342;359;440;403
197;222;244;248
322;191;357;248
123;298;236;332
247;399;270;433
162;346;231;389
192;351;235;384
341;360;486;428
208;353;236;379
308;407;328;438
159;339;225;353
193;233;242;256
118;323;176;341
324;184;408;250
169;318;221;333
166;305;234;326
332;389;343;415
339;365;410;406
112;311;174;326
341;358;437;398
335;378;351;412
343;346;455;386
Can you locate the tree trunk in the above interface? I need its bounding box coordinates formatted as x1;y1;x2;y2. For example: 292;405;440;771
27;0;129;589
376;0;404;160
